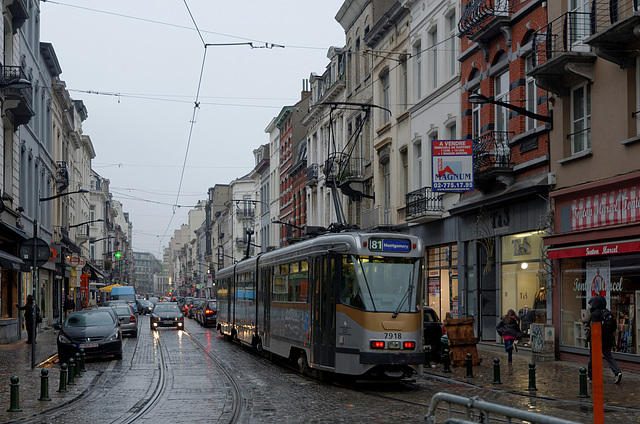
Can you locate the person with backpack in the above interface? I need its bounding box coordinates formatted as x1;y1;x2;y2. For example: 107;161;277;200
496;309;522;364
587;295;622;384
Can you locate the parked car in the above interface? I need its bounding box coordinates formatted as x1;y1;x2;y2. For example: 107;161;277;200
54;307;123;363
424;306;446;364
189;298;206;319
137;299;154;315
181;297;194;316
195;299;217;327
150;302;184;330
110;304;138;337
110;286;138;314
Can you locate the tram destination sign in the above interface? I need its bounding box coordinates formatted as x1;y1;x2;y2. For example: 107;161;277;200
369;238;411;253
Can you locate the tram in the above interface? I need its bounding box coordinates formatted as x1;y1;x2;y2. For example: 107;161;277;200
216;230;425;380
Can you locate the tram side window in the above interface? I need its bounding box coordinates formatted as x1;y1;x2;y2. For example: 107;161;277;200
237;271;255;300
271;260;308;302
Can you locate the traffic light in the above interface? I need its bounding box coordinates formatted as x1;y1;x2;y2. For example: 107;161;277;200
114;251;122;259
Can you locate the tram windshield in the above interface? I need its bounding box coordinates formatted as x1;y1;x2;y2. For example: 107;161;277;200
340;255;421;313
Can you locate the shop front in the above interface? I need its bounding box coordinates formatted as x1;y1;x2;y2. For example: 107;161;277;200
547;174;640;365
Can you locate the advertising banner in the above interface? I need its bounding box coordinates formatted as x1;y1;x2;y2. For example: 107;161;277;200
432;139;474;192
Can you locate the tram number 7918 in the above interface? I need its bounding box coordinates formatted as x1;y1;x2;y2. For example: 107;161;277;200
384;332;402;339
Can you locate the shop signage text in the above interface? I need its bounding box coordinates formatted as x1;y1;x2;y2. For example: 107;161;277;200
571;186;640;230
548;240;640;259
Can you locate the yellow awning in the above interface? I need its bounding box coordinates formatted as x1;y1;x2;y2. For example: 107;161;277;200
99;283;123;293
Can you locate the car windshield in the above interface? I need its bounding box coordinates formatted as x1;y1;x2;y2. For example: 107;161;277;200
340;255;421;313
113;306;131;315
154;304;179;313
66;311;115;327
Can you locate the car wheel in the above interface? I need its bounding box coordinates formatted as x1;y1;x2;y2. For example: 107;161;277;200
132;330;138;338
115;350;123;360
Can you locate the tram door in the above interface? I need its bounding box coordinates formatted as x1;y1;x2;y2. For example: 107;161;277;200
311;255;336;367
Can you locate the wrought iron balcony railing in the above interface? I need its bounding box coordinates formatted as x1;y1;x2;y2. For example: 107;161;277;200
473;131;512;172
532;12;592;67
405;187;444;219
306;163;319;185
590;0;640;34
458;0;512;36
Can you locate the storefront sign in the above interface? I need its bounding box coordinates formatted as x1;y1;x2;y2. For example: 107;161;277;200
548;239;640;259
571;186;640;230
431;139;474;192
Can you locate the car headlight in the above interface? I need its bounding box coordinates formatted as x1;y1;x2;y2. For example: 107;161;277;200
105;330;120;342
58;333;73;344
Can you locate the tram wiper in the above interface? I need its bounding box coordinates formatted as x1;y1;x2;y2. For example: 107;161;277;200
392;270;414;318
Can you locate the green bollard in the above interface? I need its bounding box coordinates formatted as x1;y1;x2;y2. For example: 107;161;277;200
578;367;590;398
465;353;474;378
7;376;22;412
424;345;432;365
74;353;82;378
57;363;68;393
526;361;538;391
67;358;76;386
492;358;502;384
38;369;51;401
79;349;87;373
442;347;452;373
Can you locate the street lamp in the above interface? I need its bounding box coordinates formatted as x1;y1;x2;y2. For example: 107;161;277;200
39;189;89;202
467;93;552;123
89;236;115;243
69;218;104;228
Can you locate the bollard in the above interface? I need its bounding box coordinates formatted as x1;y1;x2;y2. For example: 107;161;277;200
38;369;51;401
578;367;590;398
465;353;474;378
424;345;432;365
7;376;22;412
442;347;452;373
492;358;502;384
79;349;87;372
57;363;68;393
67;358;76;386
74;353;83;378
526;361;538;391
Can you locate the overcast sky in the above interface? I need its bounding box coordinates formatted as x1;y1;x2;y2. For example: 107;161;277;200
40;1;346;259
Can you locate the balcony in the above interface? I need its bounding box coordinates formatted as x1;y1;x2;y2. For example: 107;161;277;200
584;0;640;67
361;206;391;229
7;0;29;32
473;131;513;191
459;0;513;39
306;164;319;186
235;206;255;220
1;66;34;127
405;187;444;222
56;161;69;192
529;12;596;97
337;157;369;200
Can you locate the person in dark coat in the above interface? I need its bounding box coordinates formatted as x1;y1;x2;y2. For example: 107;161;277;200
16;295;36;344
64;294;75;317
587;295;622;384
496;309;521;364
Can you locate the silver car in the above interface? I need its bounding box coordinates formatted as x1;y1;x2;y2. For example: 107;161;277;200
111;304;138;337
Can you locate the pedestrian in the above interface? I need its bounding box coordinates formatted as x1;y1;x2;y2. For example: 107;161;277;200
496;309;521;364
64;294;75;317
16;295;37;344
586;295;622;384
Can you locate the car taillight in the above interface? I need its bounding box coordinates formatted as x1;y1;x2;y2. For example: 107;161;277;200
205;309;215;315
370;340;385;349
403;341;415;350
130;315;136;323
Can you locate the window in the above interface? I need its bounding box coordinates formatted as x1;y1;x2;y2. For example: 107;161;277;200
381;71;390;124
429;28;438;89
525;54;538;131
414;41;422;101
400;58;408;110
447;13;457;77
448;123;457;140
414;141;423;188
571;82;591;154
272;260;308;302
401;149;408;196
472;90;481;139
569;0;590;49
383;161;391;224
495;72;510;132
355;37;361;84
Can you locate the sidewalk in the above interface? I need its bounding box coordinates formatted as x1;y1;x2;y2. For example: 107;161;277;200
0;328;95;423
423;342;640;410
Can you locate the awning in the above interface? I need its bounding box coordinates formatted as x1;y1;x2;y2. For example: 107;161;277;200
0;250;30;272
0;221;28;242
99;283;123;293
86;262;104;279
547;238;640;259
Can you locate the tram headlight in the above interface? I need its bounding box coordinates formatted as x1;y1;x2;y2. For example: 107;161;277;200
388;341;401;350
370;340;385;349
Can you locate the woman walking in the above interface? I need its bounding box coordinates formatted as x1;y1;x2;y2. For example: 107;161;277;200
496;309;521;364
16;295;37;344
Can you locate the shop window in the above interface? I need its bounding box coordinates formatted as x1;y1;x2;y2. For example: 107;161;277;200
560;255;638;354
500;232;547;344
427;244;458;319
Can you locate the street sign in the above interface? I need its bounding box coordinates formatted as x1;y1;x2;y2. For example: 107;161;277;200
19;237;50;267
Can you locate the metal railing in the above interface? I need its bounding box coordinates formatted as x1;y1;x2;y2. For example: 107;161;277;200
532;12;592;67
406;187;443;219
424;392;584;424
458;0;513;36
590;0;640;35
306;164;319;184
473;131;511;172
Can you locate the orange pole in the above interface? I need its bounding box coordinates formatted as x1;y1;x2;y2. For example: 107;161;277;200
591;322;604;424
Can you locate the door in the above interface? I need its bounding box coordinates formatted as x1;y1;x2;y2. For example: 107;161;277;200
312;256;336;367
